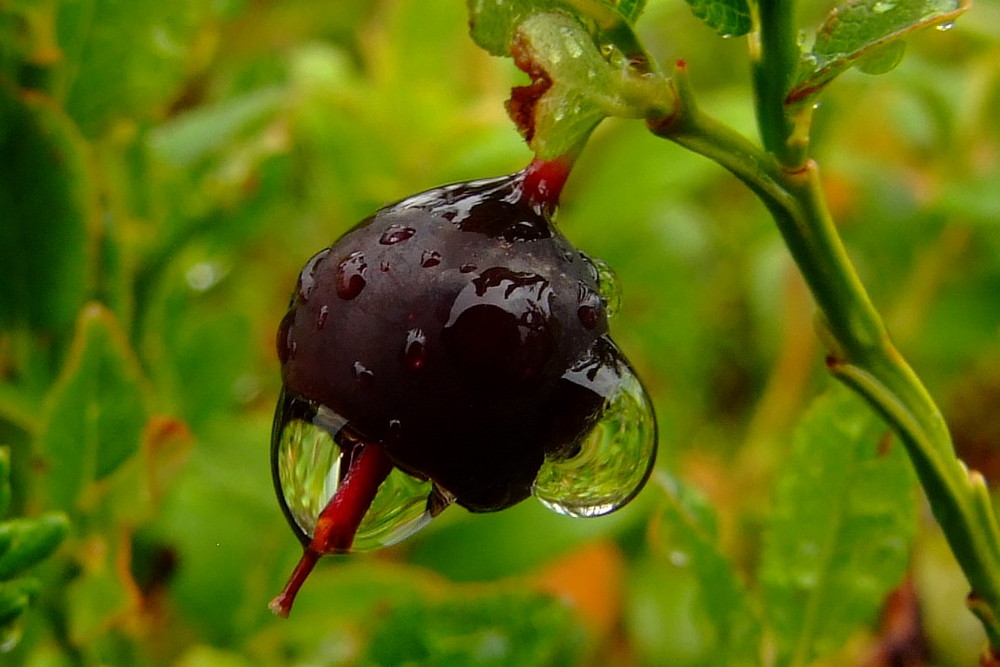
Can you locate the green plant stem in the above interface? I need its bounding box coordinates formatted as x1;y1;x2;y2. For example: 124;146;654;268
751;0;805;166
648;66;1000;651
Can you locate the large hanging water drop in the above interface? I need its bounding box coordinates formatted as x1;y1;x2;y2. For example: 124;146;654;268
532;337;656;517
271;392;444;551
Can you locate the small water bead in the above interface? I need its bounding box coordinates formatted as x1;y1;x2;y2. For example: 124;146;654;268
404;328;428;370
271;392;441;551
380;225;416;245
316;305;330;330
459;263;477;273
576;282;603;330
420;250;442;268
336;251;368;300
277;310;298;363
297;249;330;302
532;338;657;517
353;361;374;386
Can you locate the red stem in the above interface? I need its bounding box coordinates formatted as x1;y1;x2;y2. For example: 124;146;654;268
269;443;394;617
522;156;574;214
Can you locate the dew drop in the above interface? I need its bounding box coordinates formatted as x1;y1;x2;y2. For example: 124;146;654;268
277;310;297;363
271;391;446;551
532;338;656;517
353;361;374;386
336;251;368;300
420;250;442;268
577;305;599;329
316;305;329;330
297;249;330;302
404;328;428;370
936;21;954;30
459;263;477;273
380;261;391;273
577;281;603;330
379;225;416;245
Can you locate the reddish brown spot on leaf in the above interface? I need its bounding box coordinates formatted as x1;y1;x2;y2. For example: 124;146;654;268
506;31;552;142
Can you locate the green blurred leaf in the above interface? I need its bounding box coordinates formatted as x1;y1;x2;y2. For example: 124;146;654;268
0;82;96;336
359;589;587;667
65;535;133;646
38;303;149;510
788;0;967;105
684;0;751;37
657;474;762;663
0;513;68;580
936;167;1000;227
0;448;10;519
759;386;918;665
55;0;210;136
0;577;41;627
148;87;285;168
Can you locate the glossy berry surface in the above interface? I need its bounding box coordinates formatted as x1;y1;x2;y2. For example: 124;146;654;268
271;165;656;554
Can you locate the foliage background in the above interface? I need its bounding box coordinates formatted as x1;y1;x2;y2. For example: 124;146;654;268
0;0;998;664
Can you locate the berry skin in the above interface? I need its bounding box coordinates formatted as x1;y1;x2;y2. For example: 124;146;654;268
277;168;612;512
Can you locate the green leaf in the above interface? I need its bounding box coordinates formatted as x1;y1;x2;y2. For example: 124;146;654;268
787;0;968;104
467;0;584;57
55;0;211;136
656;475;762;664
0;81;96;336
0;513;69;580
359;589;587;667
148;87;286;168
759;386;918;665
37;303;150;511
0;448;10;519
684;0;751;37
617;0;648;22
0;578;41;627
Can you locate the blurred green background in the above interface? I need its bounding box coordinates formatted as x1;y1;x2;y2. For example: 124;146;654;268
1;0;998;664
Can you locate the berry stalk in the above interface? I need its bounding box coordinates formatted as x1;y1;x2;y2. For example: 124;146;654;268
521;156;573;214
269;443;394;617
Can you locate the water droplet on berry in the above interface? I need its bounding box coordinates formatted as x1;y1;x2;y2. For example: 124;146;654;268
277;310;297;363
271;391;443;551
459;263;477;273
336;252;368;300
298;249;330;302
316;305;329;330
576;282;603;330
532;338;656;517
353;361;374;385
404;328;427;370
420;250;442;268
380;225;416;245
577;305;599;329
